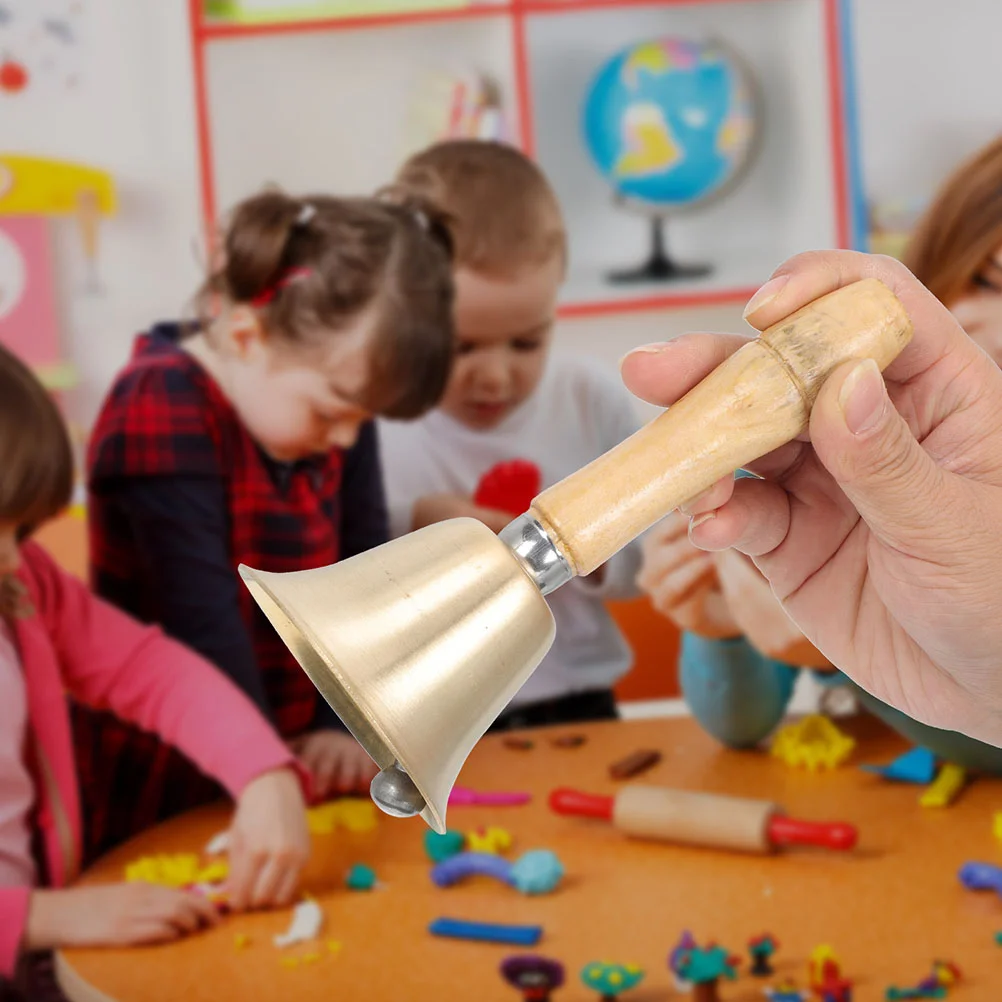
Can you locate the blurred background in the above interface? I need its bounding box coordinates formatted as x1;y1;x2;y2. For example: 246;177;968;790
2;0;998;707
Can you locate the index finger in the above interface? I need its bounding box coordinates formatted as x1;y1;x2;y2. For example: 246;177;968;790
249;856;285;910
225;837;257;912
645;511;690;543
619;251;977;416
168;891;220;932
741;249;973;382
310;744;339;799
620;332;750;409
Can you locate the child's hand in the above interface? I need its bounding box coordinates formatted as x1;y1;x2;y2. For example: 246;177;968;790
290;729;378;801
412;492;512;534
226;767;311;912
25;884;219;950
713;548;830;668
637;513;741;638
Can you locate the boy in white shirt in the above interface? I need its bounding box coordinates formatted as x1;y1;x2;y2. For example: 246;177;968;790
378;139;643;729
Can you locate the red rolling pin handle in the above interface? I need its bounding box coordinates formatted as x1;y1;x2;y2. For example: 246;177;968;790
549;788;614;821
767;814;858;852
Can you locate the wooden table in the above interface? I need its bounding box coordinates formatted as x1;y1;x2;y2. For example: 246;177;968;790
57;716;1002;1001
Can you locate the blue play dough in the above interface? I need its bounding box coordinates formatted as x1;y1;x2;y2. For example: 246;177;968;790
959;861;1002;894
860;746;936;784
509;850;564;895
429;917;542;945
345;863;377;891
430;849;565;895
423;829;465;863
431;852;510;888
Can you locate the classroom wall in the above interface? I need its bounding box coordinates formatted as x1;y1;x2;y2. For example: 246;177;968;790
550;0;1002;404
2;2;203;427
850;0;1002;207
5;0;995;432
3;0;998;432
3;2;749;430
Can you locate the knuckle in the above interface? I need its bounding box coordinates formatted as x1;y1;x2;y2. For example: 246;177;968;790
869;252;908;278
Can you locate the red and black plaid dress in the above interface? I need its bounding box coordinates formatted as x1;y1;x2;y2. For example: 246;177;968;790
78;325;350;859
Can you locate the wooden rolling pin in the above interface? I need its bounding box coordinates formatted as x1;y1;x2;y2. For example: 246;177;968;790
549;787;858;854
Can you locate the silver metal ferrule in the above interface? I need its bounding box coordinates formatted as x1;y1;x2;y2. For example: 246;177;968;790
499;513;574;596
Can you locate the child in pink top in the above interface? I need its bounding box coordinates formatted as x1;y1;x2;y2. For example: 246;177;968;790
0;344;311;998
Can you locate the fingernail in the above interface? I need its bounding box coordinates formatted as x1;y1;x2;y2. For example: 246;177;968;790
619;342;673;370
679;488;713;515
688;511;716;535
838;358;886;435
742;275;789;320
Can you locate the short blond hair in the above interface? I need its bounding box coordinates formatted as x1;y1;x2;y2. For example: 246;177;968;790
392;140;566;277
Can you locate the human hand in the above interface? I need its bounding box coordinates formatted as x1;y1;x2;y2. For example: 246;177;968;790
226;767;311;911
712;547;829;668
637;512;740;638
24;883;218;950
290;729;378;801
621;250;1002;744
412;492;512;534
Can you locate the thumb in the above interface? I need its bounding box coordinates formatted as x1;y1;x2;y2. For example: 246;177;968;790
810;358;946;549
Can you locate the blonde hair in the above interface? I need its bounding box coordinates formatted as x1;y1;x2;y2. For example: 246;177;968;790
903;136;1002;308
391;140;566;277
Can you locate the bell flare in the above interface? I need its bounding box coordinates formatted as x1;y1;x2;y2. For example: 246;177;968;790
238;517;555;833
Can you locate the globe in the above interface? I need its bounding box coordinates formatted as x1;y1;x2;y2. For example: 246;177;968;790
582;37;759;282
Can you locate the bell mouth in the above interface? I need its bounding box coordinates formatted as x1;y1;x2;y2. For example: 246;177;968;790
239;564;446;833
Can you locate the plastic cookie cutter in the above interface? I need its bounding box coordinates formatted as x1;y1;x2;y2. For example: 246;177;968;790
771;715;856;771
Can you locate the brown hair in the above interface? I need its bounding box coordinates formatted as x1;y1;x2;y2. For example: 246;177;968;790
199;190;455;419
0;344;74;532
391;140;566;277
903;135;1002;307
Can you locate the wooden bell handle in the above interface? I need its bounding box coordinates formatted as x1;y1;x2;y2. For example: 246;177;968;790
529;278;913;577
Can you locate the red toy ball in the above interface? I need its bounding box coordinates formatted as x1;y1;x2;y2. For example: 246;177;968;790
474;459;542;517
0;60;29;93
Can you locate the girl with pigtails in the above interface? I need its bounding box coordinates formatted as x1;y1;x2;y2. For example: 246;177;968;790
81;190;455;857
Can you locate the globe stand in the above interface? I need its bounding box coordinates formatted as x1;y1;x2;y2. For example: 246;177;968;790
608;216;711;284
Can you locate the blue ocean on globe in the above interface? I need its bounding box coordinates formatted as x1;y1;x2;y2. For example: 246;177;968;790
583;37;757;210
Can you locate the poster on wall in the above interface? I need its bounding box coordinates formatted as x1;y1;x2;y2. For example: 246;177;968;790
0;216;61;370
0;1;87;96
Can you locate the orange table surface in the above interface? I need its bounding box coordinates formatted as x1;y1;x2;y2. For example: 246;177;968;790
57;715;1002;1001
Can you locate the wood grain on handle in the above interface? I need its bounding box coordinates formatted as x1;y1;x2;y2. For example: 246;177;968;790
529;278;912;576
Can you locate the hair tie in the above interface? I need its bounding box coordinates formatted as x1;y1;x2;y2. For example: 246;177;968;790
250;266;312;308
296;203;317;226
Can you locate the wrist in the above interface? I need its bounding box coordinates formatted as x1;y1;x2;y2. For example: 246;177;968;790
246;762;311;806
24;889;64;952
244;765;296;795
682;619;744;640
